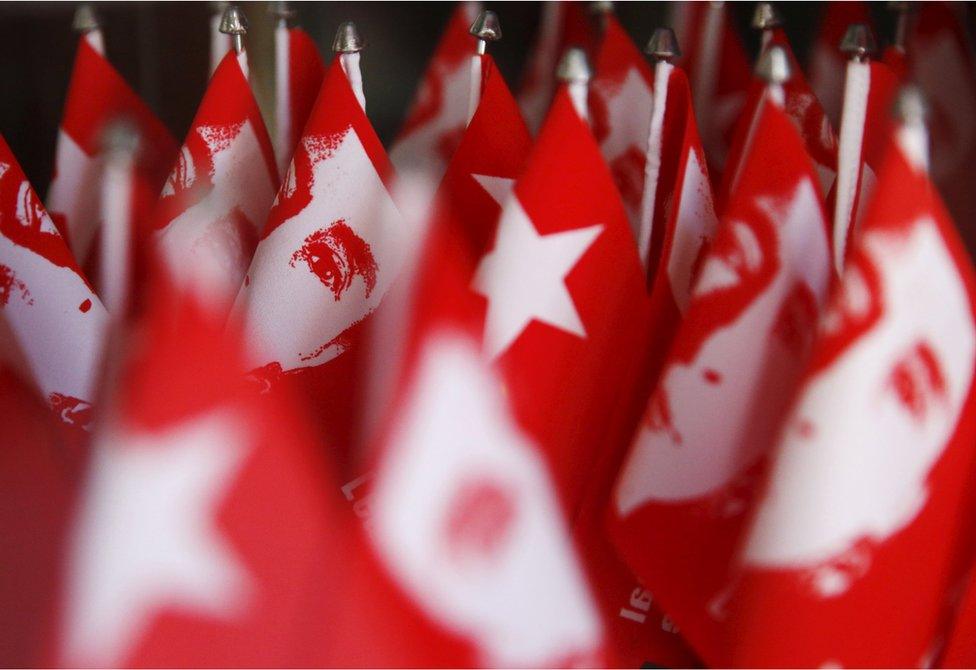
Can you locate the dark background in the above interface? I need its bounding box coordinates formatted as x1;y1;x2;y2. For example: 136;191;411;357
0;2;909;197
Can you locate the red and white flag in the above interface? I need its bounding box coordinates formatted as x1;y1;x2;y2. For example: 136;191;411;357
231;58;407;460
46;29;177;273
151;51;278;308
730;102;976;669
908;2;976;249
0;135;108;430
273;23;325;178
589;13;654;236
388;3;480;189
807;1;872;129
670;1;751;176
720;29;838;207
609;97;832;664
517;2;595;134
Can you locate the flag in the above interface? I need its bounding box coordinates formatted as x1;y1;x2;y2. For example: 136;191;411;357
730;104;976;669
720;29;838;207
0;135;108;430
389;2;480;190
589;13;654;237
231;58;407;465
274;25;325;178
46;29;177;273
609;98;832;663
807;1;872;129
364;200;605;667
517;1;595;134
151;51;278;308
671;1;751;176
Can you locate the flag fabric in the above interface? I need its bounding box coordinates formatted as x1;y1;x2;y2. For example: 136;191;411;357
730;113;976;670
908;2;976;250
0;135;109;430
609;98;833;664
274;25;325;179
670;1;751;177
231;58;408;465
589;13;654;238
151;51;278;308
517;1;595;134
389;2;480;191
720;29;838;207
807;1;872;130
364;200;606;667
46;30;177;276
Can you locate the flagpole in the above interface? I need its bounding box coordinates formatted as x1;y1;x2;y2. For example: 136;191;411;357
557;47;593;124
466;10;502;126
832;24;876;273
98;120;139;319
73;3;105;55
751;2;783;52
270;1;297;178
694;2;725;159
636;28;680;270
209;1;230;75
889;1;910;52
894;85;930;173
333;22;366;111
219;4;249;76
588;2;614;37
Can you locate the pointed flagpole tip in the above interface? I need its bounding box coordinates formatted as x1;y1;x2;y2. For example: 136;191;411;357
893;85;927;125
645;27;681;62
72;4;100;33
333;21;365;53
469;10;502;42
268;1;297;23
756;44;792;84
219;4;248;35
751;2;783;30
557;46;593;83
588;1;615;15
840;23;877;60
100;119;141;159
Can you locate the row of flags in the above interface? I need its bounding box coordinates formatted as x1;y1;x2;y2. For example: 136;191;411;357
4;1;976;667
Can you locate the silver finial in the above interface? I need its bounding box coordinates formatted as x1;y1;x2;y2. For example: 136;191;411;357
755;44;792;84
268;1;296;24
332;21;365;53
556;46;593;83
893;85;927;125
751;2;783;30
840;23;877;61
645;27;681;62
100;119;141;160
588;1;614;15
469;9;502;55
219;4;248;54
72;4;100;34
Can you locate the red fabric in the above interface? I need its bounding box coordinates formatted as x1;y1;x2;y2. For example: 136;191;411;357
282;27;325;170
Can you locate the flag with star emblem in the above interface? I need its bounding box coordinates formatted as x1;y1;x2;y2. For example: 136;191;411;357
364;206;606;667
807;1;872;130
517;1;595;134
670;1;751;177
719;29;838;207
47;28;177;275
589;13;654;238
609;98;833;665
274;25;325;178
728;106;976;670
231;58;408;465
0;135;108;431
151;51;278;308
388;2;480;191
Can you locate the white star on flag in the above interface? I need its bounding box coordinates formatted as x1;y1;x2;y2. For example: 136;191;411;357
62;412;252;667
473;195;602;360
